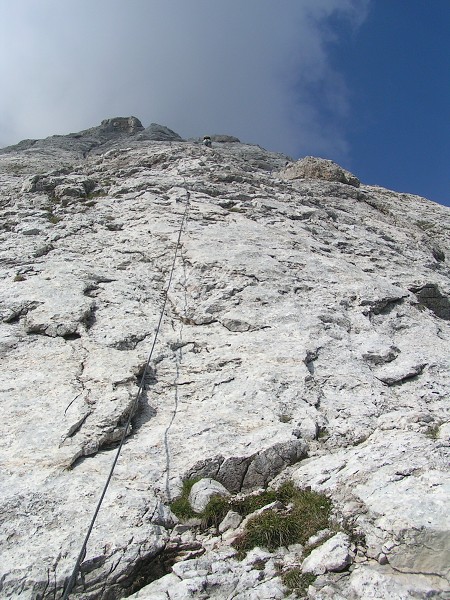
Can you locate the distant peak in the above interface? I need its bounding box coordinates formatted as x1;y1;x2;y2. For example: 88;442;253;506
99;116;144;134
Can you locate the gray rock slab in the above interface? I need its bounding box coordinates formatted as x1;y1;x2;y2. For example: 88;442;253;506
281;156;360;187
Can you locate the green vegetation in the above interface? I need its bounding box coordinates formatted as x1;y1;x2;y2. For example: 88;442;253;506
281;568;316;597
14;274;26;282
86;190;106;200
170;479;332;558
169;478;200;520
415;220;434;231
201;487;280;529
46;211;61;224
278;413;292;423
201;495;231;528
317;427;329;440
170;479;280;526
426;424;440;439
233;482;331;554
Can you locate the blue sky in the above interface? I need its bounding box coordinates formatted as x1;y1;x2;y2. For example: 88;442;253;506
0;0;448;207
327;0;450;207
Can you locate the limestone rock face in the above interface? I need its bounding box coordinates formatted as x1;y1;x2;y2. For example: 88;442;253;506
137;123;184;142
210;134;241;143
99;116;144;134
281;155;360;187
0;119;449;599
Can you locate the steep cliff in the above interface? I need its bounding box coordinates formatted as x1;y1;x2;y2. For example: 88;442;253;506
0;119;449;599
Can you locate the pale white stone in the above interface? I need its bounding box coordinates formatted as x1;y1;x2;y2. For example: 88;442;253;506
128;572;180;598
301;532;351;575
349;563;450;599
188;478;230;513
438;421;450;441
219;510;243;533
306;529;333;548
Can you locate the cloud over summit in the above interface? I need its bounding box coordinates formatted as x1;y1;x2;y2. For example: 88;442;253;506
0;0;369;158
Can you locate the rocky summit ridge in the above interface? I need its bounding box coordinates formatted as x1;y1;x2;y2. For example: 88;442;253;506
0;117;449;600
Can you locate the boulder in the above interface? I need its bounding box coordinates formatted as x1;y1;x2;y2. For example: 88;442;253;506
219;510;243;533
301;533;351;575
281;156;360;187
188;478;230;513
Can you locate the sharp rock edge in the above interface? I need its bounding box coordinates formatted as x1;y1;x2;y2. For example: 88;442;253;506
0;118;449;600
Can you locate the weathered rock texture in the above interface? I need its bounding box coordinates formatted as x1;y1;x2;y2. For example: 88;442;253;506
0;118;449;599
281;156;361;187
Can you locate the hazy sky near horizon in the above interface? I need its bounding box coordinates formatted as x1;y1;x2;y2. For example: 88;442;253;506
0;0;448;206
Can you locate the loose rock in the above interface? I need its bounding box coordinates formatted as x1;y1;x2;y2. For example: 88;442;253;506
301;532;351;575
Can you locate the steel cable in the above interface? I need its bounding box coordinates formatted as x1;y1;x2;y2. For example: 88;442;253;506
61;190;190;599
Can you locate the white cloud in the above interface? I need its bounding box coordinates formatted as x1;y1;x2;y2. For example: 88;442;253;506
0;0;370;158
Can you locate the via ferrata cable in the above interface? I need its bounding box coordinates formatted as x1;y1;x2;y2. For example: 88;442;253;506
61;190;190;599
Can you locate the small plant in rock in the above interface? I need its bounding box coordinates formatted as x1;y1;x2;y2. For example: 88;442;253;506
170;479;332;559
172;479;282;528
252;558;266;571
317;427;329;440
279;413;292;423
14;274;26;282
281;568;316;598
169;478;200;520
201;488;281;530
231;489;279;516
233;482;332;554
415;220;434;231
234;508;300;552
201;495;231;529
426;424;440;439
86;190;106;200
46;212;61;224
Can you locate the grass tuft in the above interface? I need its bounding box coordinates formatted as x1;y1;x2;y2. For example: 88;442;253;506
235;510;299;552
170;478;332;560
46;212;61;224
171;480;282;527
231;489;279;516
233;482;331;554
415;220;434;231
201;495;231;528
279;413;292;423
169;478;201;519
426;424;440;439
281;568;316;597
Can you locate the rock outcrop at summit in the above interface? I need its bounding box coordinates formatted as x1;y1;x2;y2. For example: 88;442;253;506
0;118;449;599
282;156;361;187
137;123;184;142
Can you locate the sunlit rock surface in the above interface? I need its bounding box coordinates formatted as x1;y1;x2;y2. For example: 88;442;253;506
0;119;449;599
